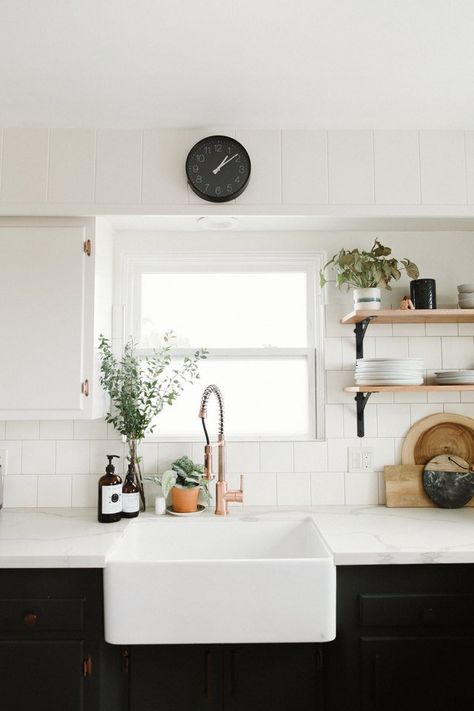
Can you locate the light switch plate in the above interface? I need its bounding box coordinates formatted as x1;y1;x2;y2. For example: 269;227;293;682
348;446;374;472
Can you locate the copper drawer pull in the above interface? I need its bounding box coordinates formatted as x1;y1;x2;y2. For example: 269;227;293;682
23;612;38;627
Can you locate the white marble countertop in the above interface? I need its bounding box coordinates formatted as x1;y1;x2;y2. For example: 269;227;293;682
1;504;474;567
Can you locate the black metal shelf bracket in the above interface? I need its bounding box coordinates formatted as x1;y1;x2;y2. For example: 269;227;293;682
355;391;372;438
354;318;374;359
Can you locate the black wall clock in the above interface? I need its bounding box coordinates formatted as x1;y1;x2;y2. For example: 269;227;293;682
186;135;251;202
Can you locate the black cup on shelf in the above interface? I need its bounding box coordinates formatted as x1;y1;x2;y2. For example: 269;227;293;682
410;278;437;309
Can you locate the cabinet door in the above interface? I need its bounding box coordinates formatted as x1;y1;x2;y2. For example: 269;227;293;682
224;644;324;711
0;640;84;711
129;645;223;711
361;636;474;711
0;220;91;418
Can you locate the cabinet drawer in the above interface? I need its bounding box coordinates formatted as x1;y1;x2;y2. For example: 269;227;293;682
0;598;84;635
359;593;474;627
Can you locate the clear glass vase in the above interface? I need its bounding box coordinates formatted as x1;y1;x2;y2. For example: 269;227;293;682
127;438;146;510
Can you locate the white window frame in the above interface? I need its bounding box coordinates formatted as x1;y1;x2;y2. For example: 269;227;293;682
117;248;325;442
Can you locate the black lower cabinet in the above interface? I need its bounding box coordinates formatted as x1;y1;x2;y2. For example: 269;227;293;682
0;569;125;711
326;564;474;711
128;643;324;711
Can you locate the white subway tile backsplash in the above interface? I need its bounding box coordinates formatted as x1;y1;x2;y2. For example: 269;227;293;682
294;441;327;472
139;443;159;475
311;472;345;505
408;337;442;369
38;475;72;507
344;471;379;505
427;389;460;403
324;338;343;370
22;441;56;475
56;441;90;474
392;323;426;337
409;404;441;425
324;404;344;438
327;438;360;472
458;322;474;336
71;475;98;507
0;421;5;439
326;370;355;404
277;473;311;506
5;421;39;440
226;442;260;473
444;404;474;418
40;421;74;440
90;440;125;475
74;419;108;440
158;442;192;472
1;441;22;474
441;337;474;369
394;390;427;403
4;475;38;507
244;473;277;506
375;337;409;359
377;405;411;438
260;442;293;473
425;322;458;336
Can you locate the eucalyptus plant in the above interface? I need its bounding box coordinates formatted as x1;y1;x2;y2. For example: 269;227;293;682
320;239;419;290
98;333;207;507
146;456;211;506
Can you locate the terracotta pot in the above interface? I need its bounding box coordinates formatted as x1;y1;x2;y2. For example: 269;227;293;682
171;486;200;513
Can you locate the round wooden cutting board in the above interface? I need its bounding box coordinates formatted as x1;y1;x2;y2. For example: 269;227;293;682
401;413;474;465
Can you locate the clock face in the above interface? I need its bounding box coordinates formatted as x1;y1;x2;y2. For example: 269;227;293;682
186;135;251;202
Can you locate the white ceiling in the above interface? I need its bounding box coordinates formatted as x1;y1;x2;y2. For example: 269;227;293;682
1;1;474;129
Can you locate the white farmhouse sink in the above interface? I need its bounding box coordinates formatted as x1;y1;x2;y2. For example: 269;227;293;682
104;517;335;644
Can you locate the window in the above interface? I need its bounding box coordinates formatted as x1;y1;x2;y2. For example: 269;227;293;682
124;252;324;440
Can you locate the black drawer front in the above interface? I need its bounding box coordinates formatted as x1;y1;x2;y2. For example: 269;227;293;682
0;598;84;634
359;593;474;627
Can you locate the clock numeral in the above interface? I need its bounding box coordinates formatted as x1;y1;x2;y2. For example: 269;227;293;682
227;184;233;193
205;184;210;191
239;165;245;174
215;186;222;196
235;155;241;163
196;175;203;184
214;144;222;152
192;164;199;173
197;154;205;162
235;176;240;183
204;146;211;154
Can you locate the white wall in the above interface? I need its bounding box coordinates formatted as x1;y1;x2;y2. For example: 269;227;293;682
1;129;474;214
3;229;474;509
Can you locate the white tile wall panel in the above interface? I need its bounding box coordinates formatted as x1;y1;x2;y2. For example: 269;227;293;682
95;129;142;203
244;473;277;506
374;130;420;205
260;442;293;473
310;472;345;505
56;441;90;474
327;438;360;472
22;441;56;474
344;471;379;505
40;421;74;440
363;438;395;471
158;442;192;471
324;338;343;370
326;370;356;404
1;441;22;474
48;129;95;202
419;131;466;204
466;131;474;204
425;322;458;336
90;440;125;475
142;129;188;204
71;475;98;507
0;128;48;203
394;391;427;403
139;443;159;475
38;475;72;507
235;130;281;204
375;337;409;359
324;405;344;438
444;403;474;418
441;336;474;369
4;475;38;507
376;404;411;438
277;473;311;505
293;441;328;473
328;130;374;204
427;389;460;403
409;404;441;425
5;421;39;440
408;337;442;370
226;442;260;473
281;130;328;204
0;421;5;439
73;419;108;440
392;323;426;337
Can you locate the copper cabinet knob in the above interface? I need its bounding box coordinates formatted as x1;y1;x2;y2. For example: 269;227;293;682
23;612;38;627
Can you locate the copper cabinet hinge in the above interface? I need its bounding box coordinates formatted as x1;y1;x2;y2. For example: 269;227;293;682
83;239;92;256
81;379;90;397
83;656;93;677
122;649;129;674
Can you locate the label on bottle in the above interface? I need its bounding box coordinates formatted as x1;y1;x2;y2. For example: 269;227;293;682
122;492;140;513
101;483;122;514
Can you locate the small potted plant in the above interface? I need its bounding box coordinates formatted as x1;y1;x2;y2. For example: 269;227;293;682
98;333;206;510
320;239;419;311
147;456;211;513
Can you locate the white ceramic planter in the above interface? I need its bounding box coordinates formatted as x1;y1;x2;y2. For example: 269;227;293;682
353;287;381;310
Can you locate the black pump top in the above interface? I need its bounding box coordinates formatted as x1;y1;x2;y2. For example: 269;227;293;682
106;454;120;475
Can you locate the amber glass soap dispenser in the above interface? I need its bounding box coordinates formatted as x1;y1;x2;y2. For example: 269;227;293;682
98;455;122;523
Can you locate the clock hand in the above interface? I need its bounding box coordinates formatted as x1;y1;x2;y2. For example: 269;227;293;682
212;153;240;175
212;155;229;175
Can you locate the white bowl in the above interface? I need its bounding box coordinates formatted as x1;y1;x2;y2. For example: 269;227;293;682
457;283;474;293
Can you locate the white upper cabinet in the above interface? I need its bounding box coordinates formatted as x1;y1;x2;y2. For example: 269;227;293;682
0;217;112;419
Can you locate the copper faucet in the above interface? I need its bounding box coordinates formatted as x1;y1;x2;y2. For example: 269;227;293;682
198;384;244;515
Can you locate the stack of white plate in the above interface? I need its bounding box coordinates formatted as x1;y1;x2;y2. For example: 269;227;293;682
435;370;474;385
457;284;474;309
355;358;425;386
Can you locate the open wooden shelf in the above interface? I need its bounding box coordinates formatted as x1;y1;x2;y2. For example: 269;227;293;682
341;308;474;324
346;385;474;393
